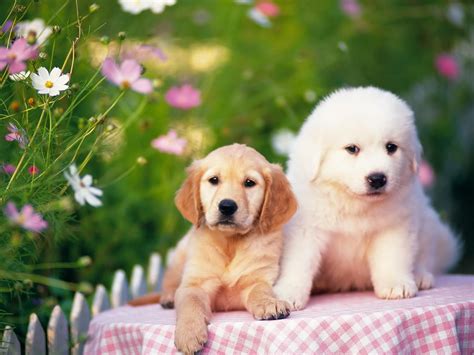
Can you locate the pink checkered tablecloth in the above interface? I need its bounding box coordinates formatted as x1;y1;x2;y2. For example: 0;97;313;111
85;275;474;354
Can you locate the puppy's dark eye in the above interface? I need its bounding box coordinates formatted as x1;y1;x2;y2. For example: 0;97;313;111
244;179;256;188
386;142;398;155
209;176;219;185
345;144;360;155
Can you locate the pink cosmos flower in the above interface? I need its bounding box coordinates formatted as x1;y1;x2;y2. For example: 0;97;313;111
5;123;28;149
0;38;38;74
435;54;459;80
151;130;187;156
121;44;167;62
4;201;48;232
340;0;361;17
2;164;16;175
101;57;153;94
418;160;435;188
165;84;201;110
255;1;280;17
28;165;40;175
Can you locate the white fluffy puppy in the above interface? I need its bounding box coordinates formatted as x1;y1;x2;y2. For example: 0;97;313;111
274;87;459;310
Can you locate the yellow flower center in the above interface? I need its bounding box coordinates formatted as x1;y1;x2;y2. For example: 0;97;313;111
121;80;130;89
45;80;54;88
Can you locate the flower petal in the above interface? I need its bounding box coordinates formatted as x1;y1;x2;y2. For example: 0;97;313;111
131;78;153;94
120;59;141;82
84;192;102;207
49;67;62;81
75;191;86;205
37;67;50;80
4;202;19;220
101;58;122;85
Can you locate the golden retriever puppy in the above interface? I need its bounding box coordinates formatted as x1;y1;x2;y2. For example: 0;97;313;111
274;87;460;310
131;144;297;354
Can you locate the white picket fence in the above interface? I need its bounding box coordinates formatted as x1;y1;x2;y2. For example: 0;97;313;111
1;250;175;355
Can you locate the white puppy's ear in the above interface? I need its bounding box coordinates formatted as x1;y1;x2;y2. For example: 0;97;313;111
410;130;423;173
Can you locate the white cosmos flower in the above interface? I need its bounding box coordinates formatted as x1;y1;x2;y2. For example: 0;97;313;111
31;67;69;97
64;164;103;207
9;70;31;81
118;0;176;14
118;0;149;14
272;129;296;156
147;0;176;13
15;18;52;46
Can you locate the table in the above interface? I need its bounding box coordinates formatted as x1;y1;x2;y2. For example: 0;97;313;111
85;275;474;354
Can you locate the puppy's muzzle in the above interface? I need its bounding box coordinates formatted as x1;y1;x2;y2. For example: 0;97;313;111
218;199;238;217
366;172;387;190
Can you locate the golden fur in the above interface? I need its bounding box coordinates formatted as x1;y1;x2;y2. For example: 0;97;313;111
130;144;297;354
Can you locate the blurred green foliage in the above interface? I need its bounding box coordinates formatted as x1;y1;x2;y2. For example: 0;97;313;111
0;0;473;340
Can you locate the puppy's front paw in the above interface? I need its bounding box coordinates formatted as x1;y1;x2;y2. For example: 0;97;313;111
374;278;418;299
273;284;310;311
250;298;290;320
415;271;435;290
174;318;208;355
160;291;175;309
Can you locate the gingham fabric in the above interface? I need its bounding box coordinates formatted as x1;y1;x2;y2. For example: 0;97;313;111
84;275;474;354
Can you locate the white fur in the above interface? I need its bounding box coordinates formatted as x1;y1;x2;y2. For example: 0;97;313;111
274;87;460;310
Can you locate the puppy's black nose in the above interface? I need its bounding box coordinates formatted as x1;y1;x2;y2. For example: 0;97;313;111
218;199;238;216
367;173;387;189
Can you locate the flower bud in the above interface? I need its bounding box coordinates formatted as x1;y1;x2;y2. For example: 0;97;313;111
52;25;61;34
137;156;147;165
118;31;126;41
27;97;35;106
100;36;110;45
78;256;92;267
10;101;20;112
88;116;97;124
89;3;100;13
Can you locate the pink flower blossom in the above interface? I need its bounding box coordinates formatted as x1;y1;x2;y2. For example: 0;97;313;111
5;123;28;149
121;44;167;62
0;38;38;74
165;84;201;110
418;160;435;188
435;54;459;80
28;165;40;175
151;130;187;156
101;57;153;94
2;164;16;175
340;0;361;17
255;1;280;17
4;201;48;232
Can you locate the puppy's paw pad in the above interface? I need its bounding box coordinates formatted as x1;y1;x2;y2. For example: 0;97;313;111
415;272;435;290
175;319;208;354
273;285;309;311
252;298;291;320
375;279;418;299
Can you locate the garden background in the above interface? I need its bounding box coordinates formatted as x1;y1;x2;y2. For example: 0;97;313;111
1;0;473;343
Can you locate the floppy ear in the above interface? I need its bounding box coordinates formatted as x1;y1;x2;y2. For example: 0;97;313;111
409;129;423;173
259;164;298;234
175;161;204;226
